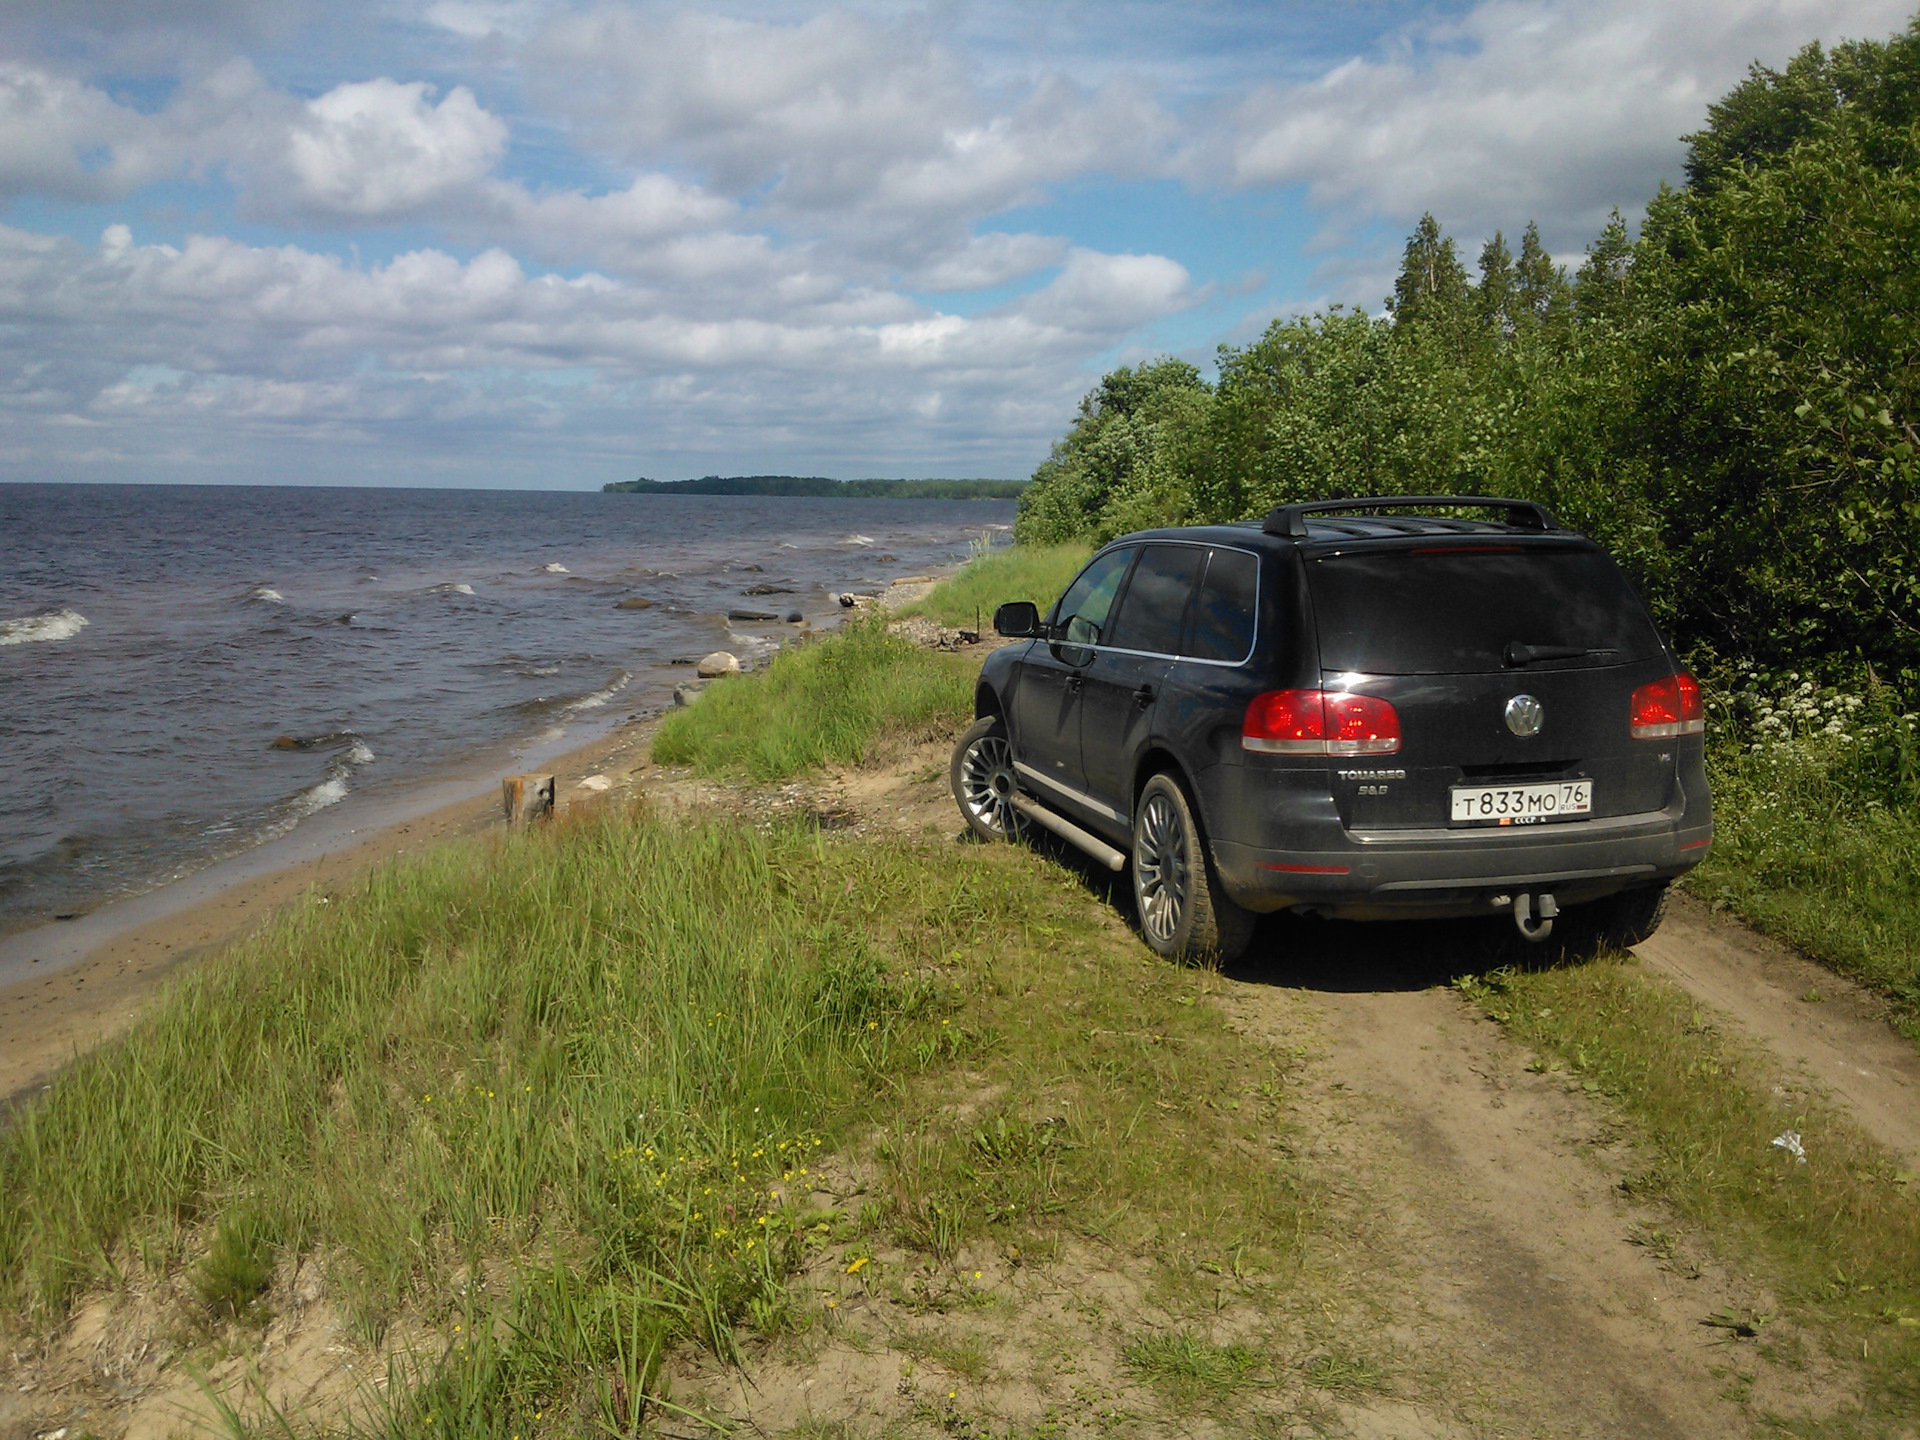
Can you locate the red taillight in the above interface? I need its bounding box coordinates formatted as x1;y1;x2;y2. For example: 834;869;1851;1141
1243;690;1401;755
1630;672;1704;739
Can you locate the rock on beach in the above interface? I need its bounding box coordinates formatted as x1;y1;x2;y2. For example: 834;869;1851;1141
696;651;741;678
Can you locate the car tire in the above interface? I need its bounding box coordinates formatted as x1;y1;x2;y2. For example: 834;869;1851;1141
1131;772;1255;963
950;715;1027;842
1570;883;1671;951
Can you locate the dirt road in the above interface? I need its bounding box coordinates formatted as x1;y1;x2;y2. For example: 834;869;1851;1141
1222;916;1859;1436
817;743;1917;1434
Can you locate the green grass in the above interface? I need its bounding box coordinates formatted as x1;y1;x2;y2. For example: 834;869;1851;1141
1121;1329;1266;1408
901;541;1091;629
0;785;1318;1434
1458;957;1920;1429
0;809;992;1414
651;617;973;780
1694;739;1920;1034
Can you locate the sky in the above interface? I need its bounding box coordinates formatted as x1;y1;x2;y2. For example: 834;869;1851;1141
1;0;1913;489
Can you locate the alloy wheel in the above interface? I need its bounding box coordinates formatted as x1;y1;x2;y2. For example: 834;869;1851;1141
958;732;1023;837
1135;791;1189;944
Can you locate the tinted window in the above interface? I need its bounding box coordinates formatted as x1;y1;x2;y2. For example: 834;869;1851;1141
1187;548;1259;662
1053;547;1134;648
1307;544;1664;675
1106;544;1204;654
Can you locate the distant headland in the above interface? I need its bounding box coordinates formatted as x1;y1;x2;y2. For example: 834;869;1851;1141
602;475;1026;499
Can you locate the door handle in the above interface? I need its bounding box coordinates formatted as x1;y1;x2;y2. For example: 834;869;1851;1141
1132;684;1156;707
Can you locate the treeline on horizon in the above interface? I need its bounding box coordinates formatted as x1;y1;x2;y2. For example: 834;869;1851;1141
605;475;1027;499
1016;15;1920;690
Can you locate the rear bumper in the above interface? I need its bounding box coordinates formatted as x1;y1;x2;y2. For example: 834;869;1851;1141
1214;806;1713;920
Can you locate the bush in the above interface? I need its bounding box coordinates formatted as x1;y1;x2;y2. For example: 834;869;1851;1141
652;619;972;780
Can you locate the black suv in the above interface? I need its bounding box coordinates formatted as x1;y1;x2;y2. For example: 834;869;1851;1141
949;496;1712;962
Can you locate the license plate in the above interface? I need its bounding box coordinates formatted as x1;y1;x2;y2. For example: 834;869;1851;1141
1449;780;1592;825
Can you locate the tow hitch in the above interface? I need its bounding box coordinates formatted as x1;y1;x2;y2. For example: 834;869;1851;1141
1491;891;1559;942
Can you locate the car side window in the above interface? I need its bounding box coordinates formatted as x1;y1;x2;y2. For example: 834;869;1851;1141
1185;548;1259;662
1105;544;1204;655
1053;547;1134;650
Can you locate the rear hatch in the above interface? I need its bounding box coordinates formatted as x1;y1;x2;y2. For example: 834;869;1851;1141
1304;538;1677;832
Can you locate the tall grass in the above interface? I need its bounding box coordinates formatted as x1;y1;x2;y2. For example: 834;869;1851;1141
652;619;972;780
0;812;986;1375
1692;673;1920;1031
900;540;1090;629
0;798;1317;1432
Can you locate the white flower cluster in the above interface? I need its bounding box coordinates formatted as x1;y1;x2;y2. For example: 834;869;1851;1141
1721;663;1918;759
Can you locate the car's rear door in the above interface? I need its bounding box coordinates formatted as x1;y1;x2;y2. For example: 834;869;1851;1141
1302;539;1678;832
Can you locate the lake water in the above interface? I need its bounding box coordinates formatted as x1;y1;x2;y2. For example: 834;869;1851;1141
0;484;1016;933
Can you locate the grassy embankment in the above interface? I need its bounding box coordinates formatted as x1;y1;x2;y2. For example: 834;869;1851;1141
0;541;1327;1435
646;538;1087;781
1690;679;1920;1034
895;540;1090;631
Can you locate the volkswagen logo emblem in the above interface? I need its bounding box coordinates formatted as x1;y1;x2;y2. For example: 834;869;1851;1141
1505;694;1544;737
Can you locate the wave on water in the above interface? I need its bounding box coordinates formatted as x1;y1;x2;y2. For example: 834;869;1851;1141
262;735;376;839
247;586;286;604
843;533;876;547
0;606;89;646
562;669;631;715
541;563;569;574
432;582;476;596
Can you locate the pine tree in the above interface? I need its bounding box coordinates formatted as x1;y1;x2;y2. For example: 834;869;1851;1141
1514;222;1568;326
1389;214;1472;330
1575;210;1634;325
1476;230;1515;339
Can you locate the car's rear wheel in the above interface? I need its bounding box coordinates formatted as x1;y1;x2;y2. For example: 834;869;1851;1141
1570;883;1670;951
951;715;1026;842
1132;772;1254;963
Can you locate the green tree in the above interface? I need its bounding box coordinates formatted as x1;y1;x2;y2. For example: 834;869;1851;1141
1513;221;1570;329
1476;230;1516;338
1389;213;1473;333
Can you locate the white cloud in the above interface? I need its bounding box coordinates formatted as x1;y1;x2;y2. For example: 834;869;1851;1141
6;0;1914;481
0;59;276;200
523;6;1174;249
0;220;1193;478
1216;0;1918;255
282;78;506;218
910;232;1068;292
0;64;144;200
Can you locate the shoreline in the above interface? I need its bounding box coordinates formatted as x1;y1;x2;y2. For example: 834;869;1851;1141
0;575;948;1109
0;712;664;1108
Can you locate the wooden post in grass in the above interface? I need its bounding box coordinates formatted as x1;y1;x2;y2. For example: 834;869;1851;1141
502;773;555;826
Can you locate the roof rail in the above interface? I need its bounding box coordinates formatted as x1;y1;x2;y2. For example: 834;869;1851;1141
1261;495;1560;538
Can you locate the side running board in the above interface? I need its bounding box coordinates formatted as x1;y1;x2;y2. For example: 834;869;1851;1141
1009;793;1127;872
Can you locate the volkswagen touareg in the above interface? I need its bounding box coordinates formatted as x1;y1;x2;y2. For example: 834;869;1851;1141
948;496;1712;962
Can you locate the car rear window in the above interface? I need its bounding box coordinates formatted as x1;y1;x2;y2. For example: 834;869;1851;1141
1306;544;1663;675
1187;548;1259;662
1106;544;1203;654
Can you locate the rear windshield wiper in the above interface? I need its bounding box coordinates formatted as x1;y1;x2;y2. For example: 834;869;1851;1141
1505;641;1618;667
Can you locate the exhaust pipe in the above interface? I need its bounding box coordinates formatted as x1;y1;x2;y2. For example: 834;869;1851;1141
1511;891;1558;942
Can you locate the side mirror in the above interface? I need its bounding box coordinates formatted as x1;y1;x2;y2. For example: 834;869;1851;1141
993;601;1042;638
